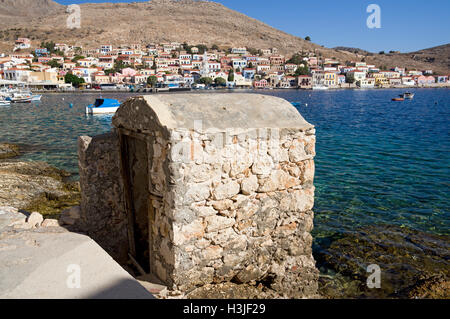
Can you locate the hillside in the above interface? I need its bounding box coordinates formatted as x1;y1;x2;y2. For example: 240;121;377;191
0;0;448;74
335;44;450;75
0;0;62;18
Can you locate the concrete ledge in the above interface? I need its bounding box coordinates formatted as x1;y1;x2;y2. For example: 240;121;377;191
0;207;153;299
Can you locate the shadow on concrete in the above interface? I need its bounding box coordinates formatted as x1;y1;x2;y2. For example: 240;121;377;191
84;278;155;299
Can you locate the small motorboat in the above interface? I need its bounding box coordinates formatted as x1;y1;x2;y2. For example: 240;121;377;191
0;98;10;106
86;98;121;114
8;92;32;103
400;92;415;99
31;94;42;102
312;85;329;90
392;97;405;102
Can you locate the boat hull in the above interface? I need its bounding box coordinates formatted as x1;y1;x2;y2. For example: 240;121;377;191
11;98;32;103
86;106;119;114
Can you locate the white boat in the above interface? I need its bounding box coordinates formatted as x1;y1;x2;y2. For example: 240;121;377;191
31;94;42;101
312;85;329;90
400;92;415;99
0;98;10;106
86;98;121;114
8;92;32;103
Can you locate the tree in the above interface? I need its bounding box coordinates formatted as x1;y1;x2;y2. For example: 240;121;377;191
211;44;219;51
104;69;115;76
305;36;311;41
198;77;213;85
54;50;65;57
196;44;208;54
247;47;261;56
379;51;385;55
294;60;309;76
47;59;62;69
40;41;56;54
147;75;158;87
228;69;235;82
71;55;85;63
113;60;127;73
346;73;355;84
64;73;85;88
214;77;226;86
287;53;304;65
294;65;310;76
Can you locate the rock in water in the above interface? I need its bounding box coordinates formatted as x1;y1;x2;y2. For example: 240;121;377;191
315;224;450;298
0;161;80;217
0;143;20;159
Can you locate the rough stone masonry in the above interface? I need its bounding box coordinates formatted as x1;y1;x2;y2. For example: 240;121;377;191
78;93;319;298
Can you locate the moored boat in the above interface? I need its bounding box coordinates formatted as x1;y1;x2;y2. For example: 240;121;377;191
312;85;329;90
31;94;42;101
8;92;32;103
0;98;10;106
86;98;121;114
400;92;415;99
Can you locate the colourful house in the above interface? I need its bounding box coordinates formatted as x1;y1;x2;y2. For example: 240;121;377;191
254;79;269;88
436;75;448;83
324;71;337;86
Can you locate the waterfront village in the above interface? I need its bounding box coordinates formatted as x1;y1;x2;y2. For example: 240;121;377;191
1;38;449;91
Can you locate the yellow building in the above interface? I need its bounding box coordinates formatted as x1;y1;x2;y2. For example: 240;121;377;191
375;77;389;87
324;71;337;86
29;70;64;84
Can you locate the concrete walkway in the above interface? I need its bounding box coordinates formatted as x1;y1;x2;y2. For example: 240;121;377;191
0;207;154;299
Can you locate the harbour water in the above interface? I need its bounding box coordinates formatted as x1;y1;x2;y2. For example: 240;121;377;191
0;88;448;297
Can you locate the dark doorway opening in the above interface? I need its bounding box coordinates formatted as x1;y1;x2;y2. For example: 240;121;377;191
120;133;151;274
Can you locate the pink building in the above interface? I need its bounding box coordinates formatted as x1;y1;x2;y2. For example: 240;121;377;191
254;79;269;88
121;68;137;77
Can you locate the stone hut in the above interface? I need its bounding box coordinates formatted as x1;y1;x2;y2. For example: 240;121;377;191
78;93;318;297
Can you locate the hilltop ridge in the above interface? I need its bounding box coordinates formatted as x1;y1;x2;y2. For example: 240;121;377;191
0;0;448;73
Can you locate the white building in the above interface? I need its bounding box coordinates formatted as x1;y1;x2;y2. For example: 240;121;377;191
100;45;113;54
231;48;247;55
3;68;31;82
232;58;247;71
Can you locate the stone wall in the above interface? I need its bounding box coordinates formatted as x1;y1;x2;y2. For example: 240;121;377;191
157;126;318;297
79;94;319;298
78;132;129;265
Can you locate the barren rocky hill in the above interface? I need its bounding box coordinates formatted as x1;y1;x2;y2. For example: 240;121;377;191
0;0;62;18
0;0;448;73
335;44;450;74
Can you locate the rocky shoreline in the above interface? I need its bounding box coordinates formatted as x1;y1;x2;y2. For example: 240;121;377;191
0;143;20;160
0;142;448;299
315;224;450;299
0;143;80;219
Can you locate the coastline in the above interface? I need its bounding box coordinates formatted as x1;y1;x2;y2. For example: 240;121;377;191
31;83;450;94
1;89;448;299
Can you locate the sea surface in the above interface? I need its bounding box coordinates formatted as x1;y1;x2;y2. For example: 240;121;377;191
1;88;448;297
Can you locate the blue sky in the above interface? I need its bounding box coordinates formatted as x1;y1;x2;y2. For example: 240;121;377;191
55;0;449;53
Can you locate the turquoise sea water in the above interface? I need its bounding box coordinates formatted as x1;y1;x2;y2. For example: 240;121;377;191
0;89;448;295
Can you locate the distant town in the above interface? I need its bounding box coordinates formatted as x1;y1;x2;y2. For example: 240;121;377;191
1;38;449;91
